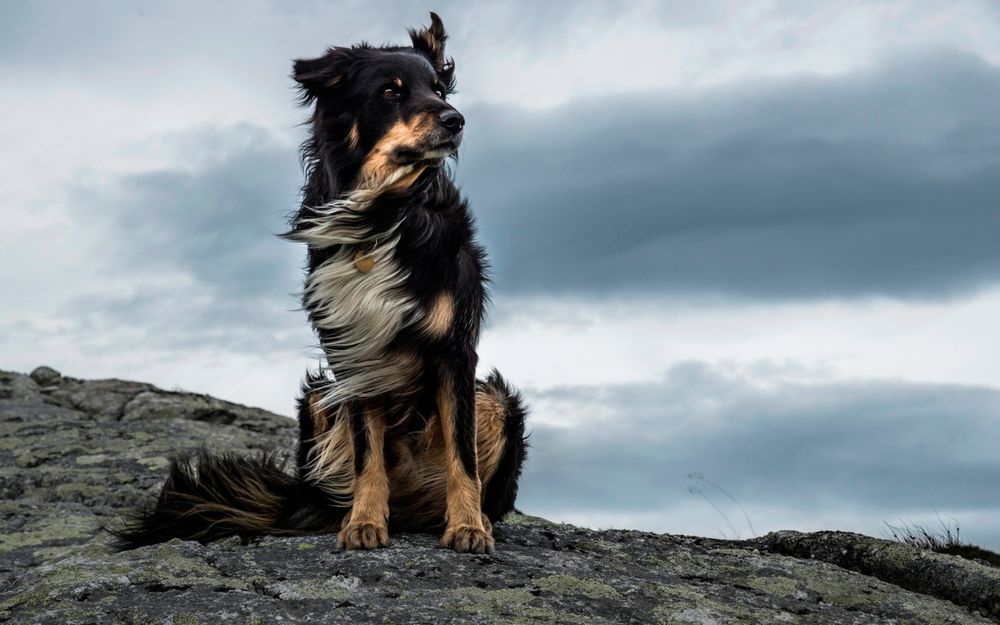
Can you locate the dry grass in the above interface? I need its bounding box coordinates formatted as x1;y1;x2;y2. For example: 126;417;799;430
884;517;1000;568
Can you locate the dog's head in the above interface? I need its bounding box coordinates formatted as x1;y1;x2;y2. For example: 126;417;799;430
294;12;462;191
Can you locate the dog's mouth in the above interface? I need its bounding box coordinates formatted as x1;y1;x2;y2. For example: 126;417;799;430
391;138;460;164
429;139;459;153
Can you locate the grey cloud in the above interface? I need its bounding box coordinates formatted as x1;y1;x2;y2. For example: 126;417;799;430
518;362;1000;548
58;51;1000;358
77;124;301;300
0;1;604;72
11;5;998;305
458;50;1000;300
57;289;309;355
63;124;310;352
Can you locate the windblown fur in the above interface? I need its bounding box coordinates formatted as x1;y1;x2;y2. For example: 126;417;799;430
116;13;528;553
115;451;343;546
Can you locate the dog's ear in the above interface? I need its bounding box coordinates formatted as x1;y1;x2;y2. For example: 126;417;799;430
292;47;352;104
409;12;453;75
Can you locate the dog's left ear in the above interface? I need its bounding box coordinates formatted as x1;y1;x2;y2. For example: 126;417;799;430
409;12;453;76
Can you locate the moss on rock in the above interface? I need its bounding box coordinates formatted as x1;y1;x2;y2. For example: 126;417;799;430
0;367;997;625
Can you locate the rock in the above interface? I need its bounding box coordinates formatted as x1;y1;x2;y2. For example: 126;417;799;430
28;366;61;387
0;367;997;624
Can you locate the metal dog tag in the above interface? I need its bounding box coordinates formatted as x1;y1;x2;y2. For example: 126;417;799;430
353;250;375;273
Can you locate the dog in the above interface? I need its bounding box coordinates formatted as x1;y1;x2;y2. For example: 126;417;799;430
116;13;527;554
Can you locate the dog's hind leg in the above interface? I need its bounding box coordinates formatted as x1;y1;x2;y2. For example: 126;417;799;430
386;372;528;533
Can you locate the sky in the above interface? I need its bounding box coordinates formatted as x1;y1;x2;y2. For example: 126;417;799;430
2;0;999;550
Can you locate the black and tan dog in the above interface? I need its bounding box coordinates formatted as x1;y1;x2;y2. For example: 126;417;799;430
117;13;527;554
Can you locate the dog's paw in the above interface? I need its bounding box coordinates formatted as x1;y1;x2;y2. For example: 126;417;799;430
441;523;495;554
338;520;389;550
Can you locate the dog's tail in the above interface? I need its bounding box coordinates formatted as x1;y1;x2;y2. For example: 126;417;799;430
113;449;345;548
477;369;529;524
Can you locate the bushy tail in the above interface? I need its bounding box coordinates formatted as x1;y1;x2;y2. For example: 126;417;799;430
478;369;529;524
113;449;345;548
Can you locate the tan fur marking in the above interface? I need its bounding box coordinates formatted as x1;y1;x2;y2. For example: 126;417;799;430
308;393;328;435
348;122;360;150
186;503;274;534
339;403;390;549
474;389;507;486
358;113;436;191
437;378;482;527
436;376;494;553
352;406;389;522
423;292;454;337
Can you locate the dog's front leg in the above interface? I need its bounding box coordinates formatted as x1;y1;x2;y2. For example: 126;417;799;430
338;401;390;549
437;356;494;554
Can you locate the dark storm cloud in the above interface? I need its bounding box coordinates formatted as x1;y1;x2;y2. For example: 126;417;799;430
518;362;1000;539
57;50;1000;353
64;124;309;351
78;124;301;300
459;50;1000;300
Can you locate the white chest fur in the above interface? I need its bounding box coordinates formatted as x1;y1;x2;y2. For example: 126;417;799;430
289;171;439;407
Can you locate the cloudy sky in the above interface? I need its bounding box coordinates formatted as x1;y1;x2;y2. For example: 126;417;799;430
2;1;999;550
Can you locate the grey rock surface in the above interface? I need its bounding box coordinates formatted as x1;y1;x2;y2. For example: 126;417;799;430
1;367;997;624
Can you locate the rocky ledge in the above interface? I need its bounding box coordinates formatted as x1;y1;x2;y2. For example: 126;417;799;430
1;367;998;624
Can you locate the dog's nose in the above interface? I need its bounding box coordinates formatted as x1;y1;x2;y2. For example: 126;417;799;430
439;109;465;133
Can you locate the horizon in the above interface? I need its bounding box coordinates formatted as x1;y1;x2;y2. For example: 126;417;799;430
2;1;999;550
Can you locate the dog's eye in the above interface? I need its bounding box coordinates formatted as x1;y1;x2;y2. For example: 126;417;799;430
433;87;446;99
382;86;401;100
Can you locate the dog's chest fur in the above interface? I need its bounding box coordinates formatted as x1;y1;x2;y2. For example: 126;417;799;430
291;169;486;409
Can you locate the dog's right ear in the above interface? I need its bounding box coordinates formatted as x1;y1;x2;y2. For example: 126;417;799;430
292;48;351;104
